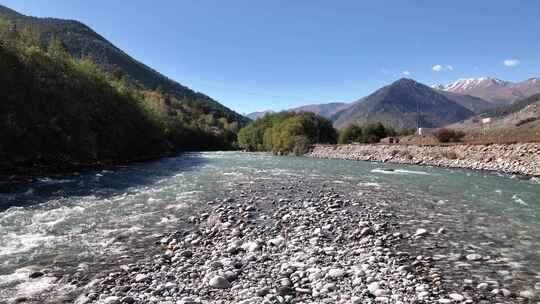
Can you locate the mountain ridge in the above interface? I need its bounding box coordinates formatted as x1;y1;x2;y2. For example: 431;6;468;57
433;77;540;105
0;4;247;125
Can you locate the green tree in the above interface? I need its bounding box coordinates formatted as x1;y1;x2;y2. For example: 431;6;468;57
47;36;69;60
338;124;363;144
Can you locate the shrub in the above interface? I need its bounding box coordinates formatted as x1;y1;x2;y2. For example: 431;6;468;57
434;128;465;143
338;122;407;144
338;124;363;144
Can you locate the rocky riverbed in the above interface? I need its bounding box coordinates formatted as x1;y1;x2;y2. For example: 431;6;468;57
307;143;540;177
63;178;536;304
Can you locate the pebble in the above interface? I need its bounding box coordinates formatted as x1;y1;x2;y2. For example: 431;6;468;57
209;276;231;289
415;228;428;237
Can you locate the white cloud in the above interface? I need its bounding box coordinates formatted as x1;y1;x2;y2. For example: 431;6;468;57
432;64;454;72
432;64;443;72
504;59;520;67
402;70;411;76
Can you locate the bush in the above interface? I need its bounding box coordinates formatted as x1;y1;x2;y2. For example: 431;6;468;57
339;122;408;144
434;128;466;143
338;124;363;144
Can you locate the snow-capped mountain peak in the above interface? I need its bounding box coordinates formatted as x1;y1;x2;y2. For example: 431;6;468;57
438;77;509;92
432;76;540;105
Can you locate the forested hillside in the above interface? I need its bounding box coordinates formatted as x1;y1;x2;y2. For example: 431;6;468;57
0;4;247;125
0;19;241;173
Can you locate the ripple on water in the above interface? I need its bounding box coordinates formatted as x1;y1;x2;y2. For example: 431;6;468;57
371;168;432;176
512;194;529;206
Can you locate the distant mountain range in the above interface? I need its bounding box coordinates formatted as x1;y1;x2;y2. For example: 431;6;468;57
247;102;351;120
0;4;247;125
246;111;274;120
331;79;474;129
433;77;540;105
248;76;540;130
290;102;352;119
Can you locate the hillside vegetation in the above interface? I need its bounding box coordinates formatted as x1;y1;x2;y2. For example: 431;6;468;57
238;112;337;155
0;4;247;126
0;20;241;173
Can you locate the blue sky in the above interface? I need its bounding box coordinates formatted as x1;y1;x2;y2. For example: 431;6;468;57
3;1;540;114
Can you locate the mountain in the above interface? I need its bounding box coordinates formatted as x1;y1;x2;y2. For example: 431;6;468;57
0;5;248;173
0;4;247;125
290;102;352;119
246;110;274;120
515;78;540;97
448;94;540;143
332;79;474;129
434;77;540;105
247;102;351;121
437;91;497;113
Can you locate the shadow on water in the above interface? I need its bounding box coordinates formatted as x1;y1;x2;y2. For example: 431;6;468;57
0;153;208;211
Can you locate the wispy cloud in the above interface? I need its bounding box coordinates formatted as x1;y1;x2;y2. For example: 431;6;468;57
432;64;454;72
503;58;520;67
402;70;411;76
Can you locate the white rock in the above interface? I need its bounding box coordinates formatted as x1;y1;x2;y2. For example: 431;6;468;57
465;254;482;261
327;268;345;278
268;237;285;246
476;282;489;290
103;297;120;304
519;290;535;299
209;276;231;289
134;274;147;282
415;228;428;236
449;293;464;301
241;241;261;252
368;282;382;295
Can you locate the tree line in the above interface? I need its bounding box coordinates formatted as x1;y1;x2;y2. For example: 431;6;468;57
238;112;423;155
238;112;337;155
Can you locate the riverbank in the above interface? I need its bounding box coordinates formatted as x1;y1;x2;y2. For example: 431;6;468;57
306;143;540;177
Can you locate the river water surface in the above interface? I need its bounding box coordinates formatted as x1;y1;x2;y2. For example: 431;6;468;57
0;152;539;301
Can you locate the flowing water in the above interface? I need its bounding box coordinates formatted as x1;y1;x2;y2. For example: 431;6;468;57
0;152;539;300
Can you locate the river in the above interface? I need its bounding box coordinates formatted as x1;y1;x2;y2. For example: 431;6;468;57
0;152;539;301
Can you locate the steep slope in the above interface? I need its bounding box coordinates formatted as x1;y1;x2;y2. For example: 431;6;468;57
434;77;540;105
0;4;247;125
290;102;352;119
438;91;497;113
448;94;540;143
515;78;540;97
333;79;474;129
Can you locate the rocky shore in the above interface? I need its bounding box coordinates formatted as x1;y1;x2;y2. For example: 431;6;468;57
306;143;540;177
69;178;535;304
